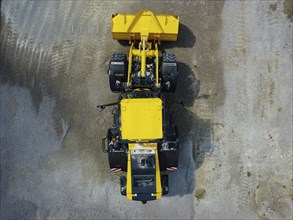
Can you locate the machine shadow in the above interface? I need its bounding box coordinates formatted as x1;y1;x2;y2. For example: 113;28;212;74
161;23;196;49
164;62;213;197
167;108;213;197
164;62;200;107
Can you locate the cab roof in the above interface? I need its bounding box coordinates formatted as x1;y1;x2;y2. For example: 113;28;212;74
120;98;163;140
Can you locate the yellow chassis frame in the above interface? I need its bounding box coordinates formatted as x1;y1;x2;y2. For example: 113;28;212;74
127;41;159;87
126;143;162;200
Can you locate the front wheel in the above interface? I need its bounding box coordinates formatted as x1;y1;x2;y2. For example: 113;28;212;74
108;52;127;92
160;52;178;93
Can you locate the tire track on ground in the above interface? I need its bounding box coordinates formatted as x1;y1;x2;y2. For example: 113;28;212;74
234;3;247;59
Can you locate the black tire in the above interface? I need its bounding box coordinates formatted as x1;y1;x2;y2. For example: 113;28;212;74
163;53;176;62
111;52;126;61
158;145;179;171
161;52;178;93
109;52;127;92
107;128;127;171
108;145;127;172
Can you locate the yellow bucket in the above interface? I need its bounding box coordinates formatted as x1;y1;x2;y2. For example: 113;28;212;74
111;10;179;42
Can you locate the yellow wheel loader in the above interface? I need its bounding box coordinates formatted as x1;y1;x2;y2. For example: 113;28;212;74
98;10;180;204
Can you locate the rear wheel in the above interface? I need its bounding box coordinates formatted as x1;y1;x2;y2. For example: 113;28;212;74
159;109;179;171
107;128;127;171
158;143;179;171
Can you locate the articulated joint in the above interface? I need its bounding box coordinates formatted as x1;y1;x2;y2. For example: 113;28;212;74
127;39;160;88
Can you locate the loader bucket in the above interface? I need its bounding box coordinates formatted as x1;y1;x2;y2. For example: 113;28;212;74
111;10;179;42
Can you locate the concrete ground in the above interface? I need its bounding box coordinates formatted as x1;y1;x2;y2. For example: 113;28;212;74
0;0;292;219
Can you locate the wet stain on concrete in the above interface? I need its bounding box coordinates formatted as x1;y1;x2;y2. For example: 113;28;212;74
269;3;277;12
283;0;293;21
254;176;292;218
195;188;206;200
